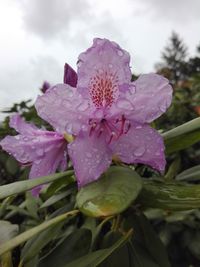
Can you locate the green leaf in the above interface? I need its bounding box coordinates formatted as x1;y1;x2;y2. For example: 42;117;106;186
76;166;142;217
5;157;19;175
98;231;131;267
38;229;92;267
25;192;39;219
40;190;72;209
135;214;170;267
176;165;200;181
0;221;19;245
0;171;74;200
124;213;170;267
139;179;200;211
0;221;19;267
0;210;79;256
21;222;64;264
162;117;200;154
63;229;132;267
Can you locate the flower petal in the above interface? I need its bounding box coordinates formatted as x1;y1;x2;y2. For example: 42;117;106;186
9;114;38;135
77;38;131;108
63;63;78;87
29;142;67;196
68;132;112;187
110;123;166;172
124;73;172;123
35;84;91;135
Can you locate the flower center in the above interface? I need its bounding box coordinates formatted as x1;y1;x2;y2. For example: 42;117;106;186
89;69;119;108
89;115;130;143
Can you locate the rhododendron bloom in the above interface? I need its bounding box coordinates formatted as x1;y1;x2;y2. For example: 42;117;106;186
0;114;67;196
35;38;173;187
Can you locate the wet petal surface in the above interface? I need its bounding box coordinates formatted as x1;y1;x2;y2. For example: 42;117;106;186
110;123;166;172
68;132;112;187
35;84;92;135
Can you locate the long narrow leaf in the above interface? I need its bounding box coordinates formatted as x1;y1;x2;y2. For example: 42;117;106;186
0;210;79;256
0;171;74;200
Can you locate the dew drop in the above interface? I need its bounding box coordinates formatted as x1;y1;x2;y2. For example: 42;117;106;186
35;159;42;165
66;90;73;98
77;61;82;67
86;152;92;158
159;103;166;112
135;125;142;129
117;50;123;56
62;100;70;107
36;149;44;157
133;146;145;157
77;102;89;111
108;63;113;68
67;123;73;133
116;99;133;110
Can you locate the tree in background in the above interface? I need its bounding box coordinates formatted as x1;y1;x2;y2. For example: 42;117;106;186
155;33;200;131
156;32;188;84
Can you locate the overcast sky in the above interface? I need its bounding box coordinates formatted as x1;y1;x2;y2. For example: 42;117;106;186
0;0;200;117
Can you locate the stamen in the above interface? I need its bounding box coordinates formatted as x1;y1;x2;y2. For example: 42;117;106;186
124;121;131;134
88;115;131;143
89;122;97;136
108;132;116;144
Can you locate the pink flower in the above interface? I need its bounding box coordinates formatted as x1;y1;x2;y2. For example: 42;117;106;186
0;63;78;196
35;38;173;187
0;114;67;196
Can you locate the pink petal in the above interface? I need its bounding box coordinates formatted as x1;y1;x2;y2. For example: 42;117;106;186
9;114;38;135
0;131;65;164
110;123;166;172
63;63;77;87
29;142;67;196
68;132;112;187
77;38;131;108
125;73;172;123
35;84;91;135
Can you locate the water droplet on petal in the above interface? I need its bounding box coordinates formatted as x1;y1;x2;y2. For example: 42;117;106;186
135;125;142;129
36;149;44;157
86;152;92;158
155;151;161;156
108;63;113;68
77;102;89;111
66;89;73;98
133;146;145;157
62;100;70;107
77;61;82;67
117;50;124;56
66;123;73;133
116;99;133;110
159;103;166;112
15;135;20;140
35;159;42;165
